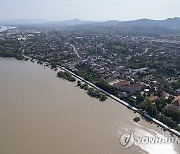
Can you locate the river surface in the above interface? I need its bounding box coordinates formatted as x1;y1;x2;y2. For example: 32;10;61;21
0;26;8;32
0;26;16;32
0;58;179;154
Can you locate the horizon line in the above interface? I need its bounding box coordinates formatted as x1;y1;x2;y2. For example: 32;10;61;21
0;16;180;22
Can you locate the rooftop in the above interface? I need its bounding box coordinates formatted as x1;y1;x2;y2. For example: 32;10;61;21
171;96;180;107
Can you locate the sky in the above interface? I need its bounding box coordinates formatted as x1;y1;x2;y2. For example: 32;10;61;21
0;0;180;21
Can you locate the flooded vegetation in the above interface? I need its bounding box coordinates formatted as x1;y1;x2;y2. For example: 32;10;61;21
0;58;179;154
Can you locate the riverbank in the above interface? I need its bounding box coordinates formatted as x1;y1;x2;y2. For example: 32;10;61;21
0;58;179;154
22;55;180;137
57;71;107;101
56;62;180;138
0;26;16;32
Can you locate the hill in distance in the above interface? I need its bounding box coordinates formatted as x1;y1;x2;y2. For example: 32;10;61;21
1;17;180;29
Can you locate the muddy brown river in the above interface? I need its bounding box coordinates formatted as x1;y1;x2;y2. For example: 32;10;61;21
0;58;179;154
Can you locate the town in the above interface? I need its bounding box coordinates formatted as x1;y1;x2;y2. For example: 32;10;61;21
0;26;180;132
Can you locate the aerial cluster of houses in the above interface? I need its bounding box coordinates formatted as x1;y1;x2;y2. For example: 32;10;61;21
2;28;179;112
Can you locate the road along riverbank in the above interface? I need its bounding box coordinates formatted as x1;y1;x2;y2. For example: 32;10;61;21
57;65;180;138
0;58;179;154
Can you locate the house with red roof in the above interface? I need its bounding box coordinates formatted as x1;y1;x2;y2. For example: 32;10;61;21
113;80;130;91
113;81;144;94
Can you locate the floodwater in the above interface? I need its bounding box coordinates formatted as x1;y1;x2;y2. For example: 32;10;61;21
0;26;8;32
0;26;16;32
0;58;179;154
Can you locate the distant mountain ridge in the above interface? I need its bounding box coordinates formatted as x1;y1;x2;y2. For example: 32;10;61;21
0;17;180;28
46;19;97;26
116;17;180;28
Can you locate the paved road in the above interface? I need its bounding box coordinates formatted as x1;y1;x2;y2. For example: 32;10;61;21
59;65;180;138
22;53;180;138
70;44;81;59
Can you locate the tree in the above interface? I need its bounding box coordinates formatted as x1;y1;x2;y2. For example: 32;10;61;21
99;95;107;101
164;108;180;123
77;81;81;86
95;81;117;96
136;94;144;103
165;117;177;128
57;71;76;82
156;103;163;112
80;84;89;90
155;98;167;109
167;96;175;104
133;117;140;122
146;104;157;118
